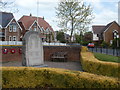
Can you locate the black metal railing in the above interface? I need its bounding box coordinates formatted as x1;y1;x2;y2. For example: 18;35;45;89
88;47;120;56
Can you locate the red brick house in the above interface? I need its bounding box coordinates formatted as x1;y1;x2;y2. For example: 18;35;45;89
0;12;22;41
18;14;54;42
92;21;120;44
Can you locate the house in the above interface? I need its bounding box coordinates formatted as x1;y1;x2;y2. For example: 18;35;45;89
92;21;120;44
0;12;22;41
64;33;70;42
71;35;76;42
54;31;71;43
18;14;54;42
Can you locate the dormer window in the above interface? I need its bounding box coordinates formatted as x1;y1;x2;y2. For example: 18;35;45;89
9;25;17;32
34;27;37;31
13;25;17;32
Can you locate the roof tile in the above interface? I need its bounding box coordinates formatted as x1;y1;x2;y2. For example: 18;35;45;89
0;12;14;27
92;21;118;34
18;15;54;31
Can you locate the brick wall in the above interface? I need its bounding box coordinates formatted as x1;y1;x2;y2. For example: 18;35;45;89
0;46;81;62
1;46;22;62
104;22;120;44
44;46;81;61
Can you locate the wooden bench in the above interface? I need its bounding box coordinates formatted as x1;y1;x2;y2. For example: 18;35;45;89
51;52;67;62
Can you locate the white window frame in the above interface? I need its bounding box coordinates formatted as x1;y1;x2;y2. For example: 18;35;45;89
13;25;17;32
34;27;37;31
9;36;12;41
13;36;16;41
9;25;12;32
113;30;118;39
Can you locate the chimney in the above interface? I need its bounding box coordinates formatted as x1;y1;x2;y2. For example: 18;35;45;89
30;13;32;16
118;1;120;25
43;16;44;20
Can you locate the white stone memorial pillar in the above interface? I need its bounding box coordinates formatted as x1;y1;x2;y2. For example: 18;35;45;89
22;31;44;66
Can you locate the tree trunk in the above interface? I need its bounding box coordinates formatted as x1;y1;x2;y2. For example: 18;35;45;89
70;17;74;43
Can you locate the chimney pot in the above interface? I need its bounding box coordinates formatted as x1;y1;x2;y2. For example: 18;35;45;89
30;13;32;16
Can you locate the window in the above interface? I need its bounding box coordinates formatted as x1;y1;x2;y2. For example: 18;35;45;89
9;25;12;32
97;34;99;37
34;27;37;31
9;36;12;41
13;36;16;41
13;25;17;32
0;32;4;35
42;38;44;42
110;40;113;45
113;30;118;39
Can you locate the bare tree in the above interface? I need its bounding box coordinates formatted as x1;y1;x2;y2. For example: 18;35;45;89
0;0;18;13
55;0;94;42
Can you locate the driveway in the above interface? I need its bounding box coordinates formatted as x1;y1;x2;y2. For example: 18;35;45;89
2;61;83;71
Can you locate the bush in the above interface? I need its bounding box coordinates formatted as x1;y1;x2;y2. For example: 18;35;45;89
81;46;120;78
81;46;88;52
101;41;109;48
81;41;89;46
112;38;120;49
1;67;119;88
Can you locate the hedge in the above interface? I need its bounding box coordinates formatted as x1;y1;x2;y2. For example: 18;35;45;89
81;46;120;78
1;67;120;88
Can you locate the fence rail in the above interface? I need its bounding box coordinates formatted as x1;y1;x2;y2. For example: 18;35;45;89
42;42;67;46
0;41;80;46
88;47;120;56
0;41;22;45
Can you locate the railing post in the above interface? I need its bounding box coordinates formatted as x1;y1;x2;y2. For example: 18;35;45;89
100;47;102;53
116;48;119;57
116;49;118;56
96;47;97;52
106;47;108;55
113;48;114;56
92;47;93;52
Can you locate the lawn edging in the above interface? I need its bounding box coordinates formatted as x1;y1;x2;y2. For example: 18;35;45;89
81;46;120;78
1;67;120;88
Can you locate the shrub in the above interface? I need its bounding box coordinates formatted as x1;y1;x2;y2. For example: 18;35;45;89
81;41;89;46
101;41;110;48
1;67;119;88
81;46;120;78
112;38;120;49
81;46;88;52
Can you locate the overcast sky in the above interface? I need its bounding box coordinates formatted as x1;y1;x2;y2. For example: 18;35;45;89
2;0;120;32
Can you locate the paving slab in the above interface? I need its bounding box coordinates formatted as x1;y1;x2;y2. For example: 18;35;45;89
2;61;83;71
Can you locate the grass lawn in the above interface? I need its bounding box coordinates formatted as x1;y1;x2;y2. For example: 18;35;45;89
94;52;120;63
